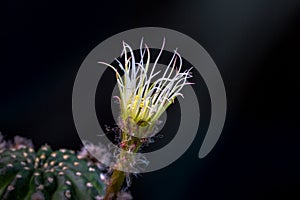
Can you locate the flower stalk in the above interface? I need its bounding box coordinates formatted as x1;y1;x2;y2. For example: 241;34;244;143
104;134;142;200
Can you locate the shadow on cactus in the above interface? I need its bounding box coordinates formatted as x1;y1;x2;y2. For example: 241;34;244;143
0;133;131;200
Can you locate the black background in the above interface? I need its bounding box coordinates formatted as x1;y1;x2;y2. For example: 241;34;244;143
1;0;300;199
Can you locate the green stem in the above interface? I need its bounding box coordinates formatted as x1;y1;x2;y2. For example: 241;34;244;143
104;170;126;200
104;134;142;200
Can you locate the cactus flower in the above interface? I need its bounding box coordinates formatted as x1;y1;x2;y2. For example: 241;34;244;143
99;39;193;200
98;39;192;138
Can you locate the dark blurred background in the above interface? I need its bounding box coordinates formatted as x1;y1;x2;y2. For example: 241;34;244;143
1;0;299;199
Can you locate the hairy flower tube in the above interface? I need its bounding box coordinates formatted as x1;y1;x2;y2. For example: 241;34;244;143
99;39;193;138
98;39;193;200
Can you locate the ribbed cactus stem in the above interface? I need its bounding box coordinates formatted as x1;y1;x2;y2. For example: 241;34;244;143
0;142;107;200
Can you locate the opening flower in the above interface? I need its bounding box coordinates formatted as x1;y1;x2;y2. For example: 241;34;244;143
98;38;193;138
98;38;193;200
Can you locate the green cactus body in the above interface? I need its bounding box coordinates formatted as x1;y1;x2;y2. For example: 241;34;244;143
0;145;105;200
